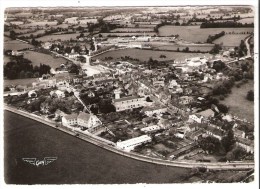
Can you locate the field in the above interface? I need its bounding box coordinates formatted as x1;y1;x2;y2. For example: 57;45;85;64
99;32;157;37
4;40;34;51
95;48;211;62
37;33;80;42
23;51;68;68
222;80;254;123
213;34;249;47
158;26;254;43
18;30;46;38
154;44;214;52
4;56;11;65
237;17;254;24
21;21;58;27
4;78;38;87
111;28;154;32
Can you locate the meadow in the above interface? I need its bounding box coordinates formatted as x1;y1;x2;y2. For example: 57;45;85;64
18;30;46;38
158;25;254;43
111;28;154;32
4;40;34;51
95;48;211;62
222;80;254;123
237;17;254;24
37;33;80;42
21;21;58;27
213;34;249;47
99;32;156;37
23;51;68;68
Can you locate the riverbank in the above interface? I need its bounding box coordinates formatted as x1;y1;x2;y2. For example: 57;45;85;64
4;105;254;170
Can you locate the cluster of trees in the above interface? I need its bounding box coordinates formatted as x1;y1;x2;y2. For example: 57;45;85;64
234;40;248;57
87;18;117;33
4;56;51;79
212;60;226;72
198;129;246;161
201;21;254;28
68;63;81;75
212;77;235;96
209;44;222;54
246;90;254;101
206;31;225;43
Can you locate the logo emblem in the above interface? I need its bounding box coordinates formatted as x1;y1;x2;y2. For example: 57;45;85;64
22;157;57;167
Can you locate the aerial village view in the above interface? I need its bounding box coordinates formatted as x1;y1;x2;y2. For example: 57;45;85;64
3;5;256;184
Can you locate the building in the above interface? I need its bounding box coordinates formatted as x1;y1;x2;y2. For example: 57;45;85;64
141;125;161;133
205;125;224;140
28;90;37;98
77;112;102;132
142;106;167;117
197;109;215;119
188;114;203;123
116;135;152;152
113;95;147;112
179;96;194;105
236;137;254;153
50;90;65;98
62;113;78;127
32;79;57;89
233;128;246;138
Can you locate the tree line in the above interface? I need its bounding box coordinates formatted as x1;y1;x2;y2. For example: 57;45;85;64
201;21;254;28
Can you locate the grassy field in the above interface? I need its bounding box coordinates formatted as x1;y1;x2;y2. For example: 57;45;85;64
237;17;254;24
23;51;68;68
213;34;249;47
158;26;254;43
99;32;157;37
154;44;214;52
222;80;254;123
95;48;211;62
111;28;154;32
4;78;38;87
18;30;46;38
4;40;34;51
4;56;11;65
37;33;80;42
22;21;58;27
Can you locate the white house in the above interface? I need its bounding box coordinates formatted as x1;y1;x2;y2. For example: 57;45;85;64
62;113;78;127
28;90;37;98
116;135;152;152
188;114;203;123
77;112;102;132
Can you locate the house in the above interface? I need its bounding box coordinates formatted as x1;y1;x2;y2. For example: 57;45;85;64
113;95;147;112
116;135;152;152
50;90;65;98
235;137;254;153
188;114;203;123
28;90;37;98
77;112;102;132
68;53;79;59
205;125;224;140
141;125;161;133
142;106;167;117
62;113;78;127
179;96;194;105
186;129;204;141
233;128;246;138
32;79;56;89
197;109;215;119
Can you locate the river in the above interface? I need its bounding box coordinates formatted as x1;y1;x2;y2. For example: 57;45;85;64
4;110;190;184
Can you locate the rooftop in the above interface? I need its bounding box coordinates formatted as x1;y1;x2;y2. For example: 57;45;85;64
113;96;143;103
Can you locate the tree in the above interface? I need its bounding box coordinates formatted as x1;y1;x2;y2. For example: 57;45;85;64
217;103;229;113
198;136;221;154
221;129;235;152
246;90;254;101
226;146;247;161
10;30;16;40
